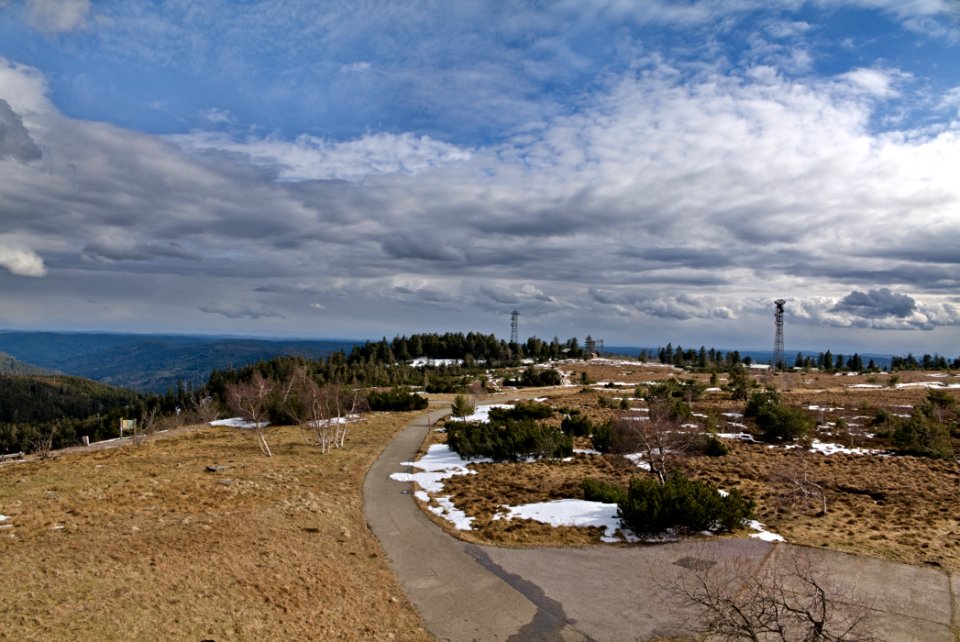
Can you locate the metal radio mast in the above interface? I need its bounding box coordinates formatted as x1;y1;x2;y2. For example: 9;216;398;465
774;299;786;370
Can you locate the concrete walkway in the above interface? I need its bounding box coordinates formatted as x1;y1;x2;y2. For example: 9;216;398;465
364;409;960;642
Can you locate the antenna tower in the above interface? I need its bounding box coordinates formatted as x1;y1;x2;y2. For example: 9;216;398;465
510;310;519;344
773;299;786;370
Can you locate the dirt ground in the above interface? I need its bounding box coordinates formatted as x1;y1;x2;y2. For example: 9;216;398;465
431;364;960;571
0;414;432;642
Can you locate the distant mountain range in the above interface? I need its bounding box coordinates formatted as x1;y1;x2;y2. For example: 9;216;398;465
0;332;361;393
0;351;55;376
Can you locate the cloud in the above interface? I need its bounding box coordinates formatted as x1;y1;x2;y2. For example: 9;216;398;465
832;288;917;318
0;241;46;276
199;108;236;125
198;302;285;320
340;61;371;73
172;131;473;181
24;0;90;33
0;99;41;162
382;235;466;262
837;68;904;99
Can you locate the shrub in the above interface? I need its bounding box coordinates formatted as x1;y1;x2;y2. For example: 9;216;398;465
744;390;781;417
488;401;554;422
892;414;954;459
591;420;613;452
583;478;626;504
366;389;429;411
504;366;563;388
619;473;754;534
745;391;812;442
446;418;572;461
703;435;729;457
561;414;592;437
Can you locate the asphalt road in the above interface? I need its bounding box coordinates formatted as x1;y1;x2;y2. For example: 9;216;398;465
364;408;960;642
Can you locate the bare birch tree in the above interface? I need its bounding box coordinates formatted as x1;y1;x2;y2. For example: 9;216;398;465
665;546;875;641
226;373;275;457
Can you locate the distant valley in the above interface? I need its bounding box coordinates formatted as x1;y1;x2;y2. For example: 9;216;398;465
0;331;361;393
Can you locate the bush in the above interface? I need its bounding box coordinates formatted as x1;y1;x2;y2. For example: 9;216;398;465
745;391;812;442
892;414;954;459
755;405;813;442
561;414;592;437
619;473;754;534
504;366;563;388
583;478;626;504
703;435;729;457
591;420;613;452
366;389;429;411
488;401;554;422
446;418;572;461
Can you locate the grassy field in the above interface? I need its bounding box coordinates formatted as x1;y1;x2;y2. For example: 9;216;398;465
0;414;432;641
429;363;960;571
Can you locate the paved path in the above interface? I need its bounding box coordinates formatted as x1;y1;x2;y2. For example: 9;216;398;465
364;409;960;642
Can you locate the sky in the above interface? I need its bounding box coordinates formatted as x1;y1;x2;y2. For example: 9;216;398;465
1;0;959;355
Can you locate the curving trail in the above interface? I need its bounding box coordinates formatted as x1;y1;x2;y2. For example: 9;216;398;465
364;408;960;642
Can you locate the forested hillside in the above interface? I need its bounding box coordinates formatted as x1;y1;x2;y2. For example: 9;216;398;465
0;374;148;454
0;332;360;393
0;352;52;376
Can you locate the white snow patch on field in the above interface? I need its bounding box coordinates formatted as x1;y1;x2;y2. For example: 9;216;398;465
390;444;492;530
495;499;633;542
210;417;269;429
809;440;883;456
458;403;514;423
746;520;785;542
623;453;653;470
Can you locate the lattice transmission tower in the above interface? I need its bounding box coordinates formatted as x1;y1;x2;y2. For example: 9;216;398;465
773;299;786;370
510;310;519;344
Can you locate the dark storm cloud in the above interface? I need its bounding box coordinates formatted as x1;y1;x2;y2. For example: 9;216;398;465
382;234;466;262
832;288;917;318
0;99;41;162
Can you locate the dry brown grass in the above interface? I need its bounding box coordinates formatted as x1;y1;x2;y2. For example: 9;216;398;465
0;414;431;642
422;365;960;572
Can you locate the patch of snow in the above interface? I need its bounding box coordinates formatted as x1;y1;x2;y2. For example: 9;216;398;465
692;413;708;418
309;414;359;428
847;384;883;389
0;515;9;522
716;432;758;443
411;357;463;367
808;405;843;411
746;520;785;542
717;489;729;497
623;453;653;470
721;412;743;418
495;499;632;542
457;403;514;423
809;440;883;456
704;387;722;392
574;448;601;455
210;417;269;429
416;491;475;530
390;444;493;530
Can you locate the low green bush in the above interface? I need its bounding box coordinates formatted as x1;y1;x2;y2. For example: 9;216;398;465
446;418;572;461
488;401;554;422
366;389;429;411
703;435;729;457
618;473;754;534
561;414;592;437
582;478;626;504
892;414;954;459
590;420;613;452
